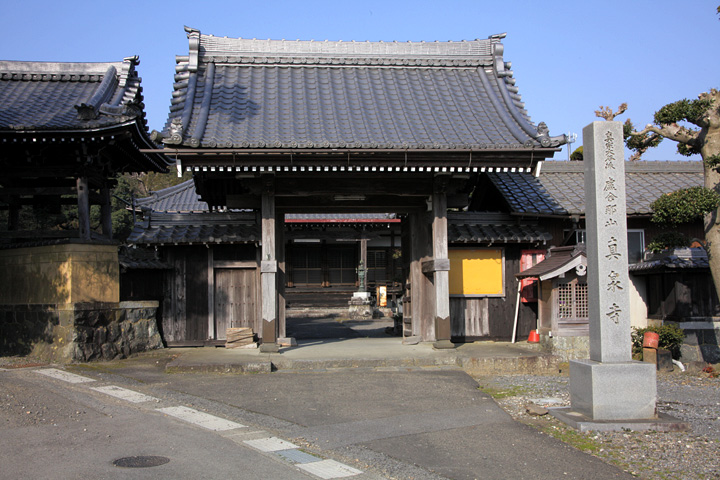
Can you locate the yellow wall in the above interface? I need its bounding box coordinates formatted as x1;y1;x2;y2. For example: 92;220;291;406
449;248;504;296
0;244;119;304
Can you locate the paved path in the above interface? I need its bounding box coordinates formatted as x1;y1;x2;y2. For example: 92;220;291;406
45;353;635;480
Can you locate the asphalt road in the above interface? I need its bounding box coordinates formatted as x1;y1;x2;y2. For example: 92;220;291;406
6;352;636;480
0;366;372;479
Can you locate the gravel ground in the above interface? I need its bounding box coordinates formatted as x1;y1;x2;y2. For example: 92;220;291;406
474;367;720;480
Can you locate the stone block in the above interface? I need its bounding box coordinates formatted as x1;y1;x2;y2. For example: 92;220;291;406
642;347;657;365
570;359;657;420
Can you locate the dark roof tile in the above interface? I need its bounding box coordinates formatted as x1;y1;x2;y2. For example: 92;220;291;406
159;29;566;151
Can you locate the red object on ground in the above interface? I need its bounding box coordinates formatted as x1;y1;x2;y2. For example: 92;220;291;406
528;330;540;343
643;331;660;349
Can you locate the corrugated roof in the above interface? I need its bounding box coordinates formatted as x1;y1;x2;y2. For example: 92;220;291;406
488;161;703;216
158;28;566;151
0;58;147;131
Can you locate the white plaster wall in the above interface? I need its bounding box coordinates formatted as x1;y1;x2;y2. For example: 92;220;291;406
629;275;649;328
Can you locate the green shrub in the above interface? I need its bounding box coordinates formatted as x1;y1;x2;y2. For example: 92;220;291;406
631;325;685;360
646;232;690;253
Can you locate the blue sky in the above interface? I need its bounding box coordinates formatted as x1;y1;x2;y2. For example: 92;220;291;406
2;0;718;161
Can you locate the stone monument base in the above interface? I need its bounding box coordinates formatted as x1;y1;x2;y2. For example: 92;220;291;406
550;359;689;432
569;359;657;420
348;292;372;320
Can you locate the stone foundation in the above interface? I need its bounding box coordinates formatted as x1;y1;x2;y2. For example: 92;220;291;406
0;301;163;362
675;321;720;364
539;334;590;362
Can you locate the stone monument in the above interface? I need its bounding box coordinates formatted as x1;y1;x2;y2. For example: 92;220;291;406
348;260;373;320
551;122;684;431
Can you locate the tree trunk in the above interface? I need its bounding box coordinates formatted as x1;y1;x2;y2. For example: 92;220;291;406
703;122;720;300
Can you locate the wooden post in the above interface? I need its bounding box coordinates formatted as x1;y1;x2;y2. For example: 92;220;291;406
276;211;287;340
259;177;280;353
77;177;91;241
431;178;454;349
100;183;112;239
409;210;434;341
207;247;215;340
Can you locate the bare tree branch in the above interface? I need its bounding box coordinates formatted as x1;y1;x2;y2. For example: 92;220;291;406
631;123;699;146
595;103;628;121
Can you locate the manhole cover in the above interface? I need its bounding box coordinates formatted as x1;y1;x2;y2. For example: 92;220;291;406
113;456;170;468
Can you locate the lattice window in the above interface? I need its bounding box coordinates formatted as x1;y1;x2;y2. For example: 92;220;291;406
556;281;589;321
557;283;574;319
575;282;588;318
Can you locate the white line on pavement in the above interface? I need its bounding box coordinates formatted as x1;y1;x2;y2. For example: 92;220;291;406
156;406;246;431
243;436;299;452
296;459;363;479
90;385;158;403
35;368;95;384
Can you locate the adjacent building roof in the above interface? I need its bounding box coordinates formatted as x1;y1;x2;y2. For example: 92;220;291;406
128;212;259;246
0;57;171;173
488;160;704;217
158;27;566;152
516;245;587;281
135;180;210;212
448;213;552;245
629;247;710;274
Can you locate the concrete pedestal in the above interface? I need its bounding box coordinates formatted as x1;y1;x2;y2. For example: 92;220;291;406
569;359;656;420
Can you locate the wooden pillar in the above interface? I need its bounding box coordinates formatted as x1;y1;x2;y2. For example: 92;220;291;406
431;180;454;349
360;237;368;288
259;177;280;353
276;211;287;340
100;184;112;239
77;177;91;241
409;210;434;341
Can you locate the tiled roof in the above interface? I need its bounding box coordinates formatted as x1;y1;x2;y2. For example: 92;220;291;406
158;28;566;151
135;180;209;212
488;161;704;216
128;212;259;245
0;58;148;131
485;171;566;215
448;213;551;244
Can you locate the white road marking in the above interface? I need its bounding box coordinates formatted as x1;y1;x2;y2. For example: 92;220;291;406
243;436;299;452
35;368;95;384
275;448;320;464
156;406;245;431
296;459;363;479
90;385;158;403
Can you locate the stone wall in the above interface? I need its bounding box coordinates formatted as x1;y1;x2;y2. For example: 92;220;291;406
0;301;163;362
